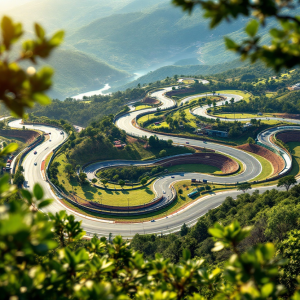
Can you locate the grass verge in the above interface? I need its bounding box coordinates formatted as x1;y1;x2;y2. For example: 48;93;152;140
54;153;155;206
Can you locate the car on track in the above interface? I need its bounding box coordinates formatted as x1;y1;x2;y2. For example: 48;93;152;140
49;140;52;142
34;162;37;166
186;141;189;144
163;190;166;194
151;220;155;222
171;176;175;178
34;151;37;155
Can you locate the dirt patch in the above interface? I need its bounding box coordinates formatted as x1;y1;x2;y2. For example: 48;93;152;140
126;136;138;143
273;113;300;120
0;129;40;144
237;143;284;176
276;131;300;143
142;97;159;105
155;152;239;175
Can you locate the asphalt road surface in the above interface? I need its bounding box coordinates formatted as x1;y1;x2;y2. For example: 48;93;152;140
7;88;299;237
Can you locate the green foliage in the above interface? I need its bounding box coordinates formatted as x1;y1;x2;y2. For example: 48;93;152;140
247;137;255;144
277;175;297;191
140;178;147;186
64;163;74;177
0;16;63;117
118;179;125;188
159;149;167;157
173;0;300;72
3;192;300;299
23;87;147;126
237;182;252;193
180;223;189;236
79;172;87;184
98;165;163;183
277;230;300;294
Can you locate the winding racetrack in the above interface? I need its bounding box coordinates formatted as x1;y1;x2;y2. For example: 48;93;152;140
8;87;299;238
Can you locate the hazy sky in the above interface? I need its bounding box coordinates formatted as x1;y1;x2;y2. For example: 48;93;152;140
0;0;34;10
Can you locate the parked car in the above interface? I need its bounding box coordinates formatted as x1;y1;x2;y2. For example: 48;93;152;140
34;151;37;155
34;162;37;166
49;140;52;142
151;220;155;222
186;141;189;144
171;176;175;178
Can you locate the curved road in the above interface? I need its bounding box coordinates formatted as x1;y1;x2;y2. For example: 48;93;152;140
8;88;299;238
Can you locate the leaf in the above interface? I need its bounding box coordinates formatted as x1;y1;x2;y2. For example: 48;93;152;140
34;23;45;39
224;37;237;50
245;19;259;37
21;189;33;205
1;143;18;155
182;249;191;260
212;242;224;252
261;283;274;297
208;227;224;238
32;93;52;105
49;30;65;46
38;199;53;209
33;184;44;200
1;16;23;49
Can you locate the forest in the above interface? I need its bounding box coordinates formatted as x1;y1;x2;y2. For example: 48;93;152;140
131;184;300;296
219;91;300;114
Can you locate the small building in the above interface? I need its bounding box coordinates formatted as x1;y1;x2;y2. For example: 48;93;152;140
206;129;228;138
114;140;126;149
289;83;300;90
242;123;253;131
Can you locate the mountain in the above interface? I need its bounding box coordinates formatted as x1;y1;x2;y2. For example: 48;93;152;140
111;59;245;92
44;49;131;100
67;5;247;71
1;0;169;34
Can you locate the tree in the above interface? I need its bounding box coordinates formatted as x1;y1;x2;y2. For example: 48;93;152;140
277;175;297;191
173;0;300;72
179;110;186;120
205;185;211;191
178;188;183;195
18;166;24;172
140;178;147;186
101;179;108;188
265;204;300;241
0;16;64;117
277;230;300;294
78;172;87;184
237;182;252;193
64;164;74;178
113;174;119;182
13;169;25;187
159;149;167;157
91;178;97;184
118;179;125;189
180;223;189;236
247;137;255;144
190;220;209;243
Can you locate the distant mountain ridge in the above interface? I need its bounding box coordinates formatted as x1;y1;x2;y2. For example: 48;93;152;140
67;4;247;71
46;49;131;100
111;59;245;92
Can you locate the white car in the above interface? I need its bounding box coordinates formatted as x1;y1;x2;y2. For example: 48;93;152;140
163;190;166;194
